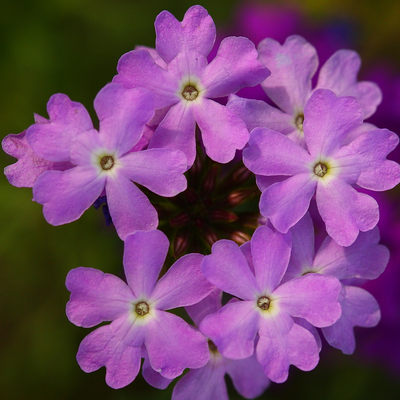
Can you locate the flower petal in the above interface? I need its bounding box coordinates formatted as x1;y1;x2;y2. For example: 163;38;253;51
200;301;259;359
251;225;292;292
257;320;319;383
185;288;222;327
149;102;196;168
226;352;270;399
243;127;311;176
76;321;142;389
120;148;187;196
172;361;228;400
95;84;155;155
316;178;379;246
66;267;134;327
114;49;178;109
145;311;209;379
202;239;259;300
273;273;342;327
303;89;363;156
341;128;400;191
314;227;389;280
195;99;249;163
33;166;104;226
258;35;317;114
227;95;295;134
2;131;72;188
27;94;93;162
285;213;315;280
155;5;215;64
322;285;380;354
152;253;214;310
105;175;158;240
123;230;169;298
202;36;270;98
316;50;382;118
260;174;316;233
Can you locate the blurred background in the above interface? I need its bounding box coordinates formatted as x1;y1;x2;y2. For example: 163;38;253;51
1;0;400;399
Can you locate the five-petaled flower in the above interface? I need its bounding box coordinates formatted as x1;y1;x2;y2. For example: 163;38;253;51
66;229;214;388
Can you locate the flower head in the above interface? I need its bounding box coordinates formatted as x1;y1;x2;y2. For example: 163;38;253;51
113;5;270;167
243;89;400;246
31;83;188;239
200;225;342;382
66;229;214;388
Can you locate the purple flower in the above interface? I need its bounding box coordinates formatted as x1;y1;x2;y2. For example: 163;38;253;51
31;83;188;239
2;128;72;188
285;213;389;354
243;89;400;246
171;289;270;400
200;225;342;383
2;94;89;187
66;229;214;388
228;35;381;146
113;5;270;167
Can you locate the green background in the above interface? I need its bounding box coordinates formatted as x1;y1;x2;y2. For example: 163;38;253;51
1;0;400;399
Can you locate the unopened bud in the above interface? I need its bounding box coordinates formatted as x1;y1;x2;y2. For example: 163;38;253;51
210;209;238;223
173;232;189;258
231;231;251;245
170;212;190;227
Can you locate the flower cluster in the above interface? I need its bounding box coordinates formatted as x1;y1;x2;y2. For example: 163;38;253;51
3;5;399;399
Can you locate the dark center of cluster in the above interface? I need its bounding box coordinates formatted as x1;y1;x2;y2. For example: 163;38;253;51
100;155;114;170
257;296;271;311
135;301;149;316
313;162;328;177
182;85;199;101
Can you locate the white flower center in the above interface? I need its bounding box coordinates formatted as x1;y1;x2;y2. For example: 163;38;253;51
313;162;328;177
135;301;150;316
257;296;271;311
182;85;199;101
100;155;114;171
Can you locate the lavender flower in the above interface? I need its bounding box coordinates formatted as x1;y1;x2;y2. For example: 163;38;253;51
113;5;270;167
2;94;87;187
200;225;342;382
31;83;188;239
171;289;270;400
285;213;389;354
66;229;214;388
243;89;400;246
228;34;381;146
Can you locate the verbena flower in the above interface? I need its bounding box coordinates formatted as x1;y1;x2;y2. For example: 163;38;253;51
243;89;400;246
171;288;270;400
31;83;188;239
285;213;389;354
228;34;381;146
113;5;270;168
200;225;342;383
2;94;88;187
2;128;72;188
66;229;214;388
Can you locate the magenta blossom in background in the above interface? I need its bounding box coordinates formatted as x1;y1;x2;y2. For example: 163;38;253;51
31;83;188;239
113;5;270;168
66;229;214;388
200;225;342;383
243;89;400;246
